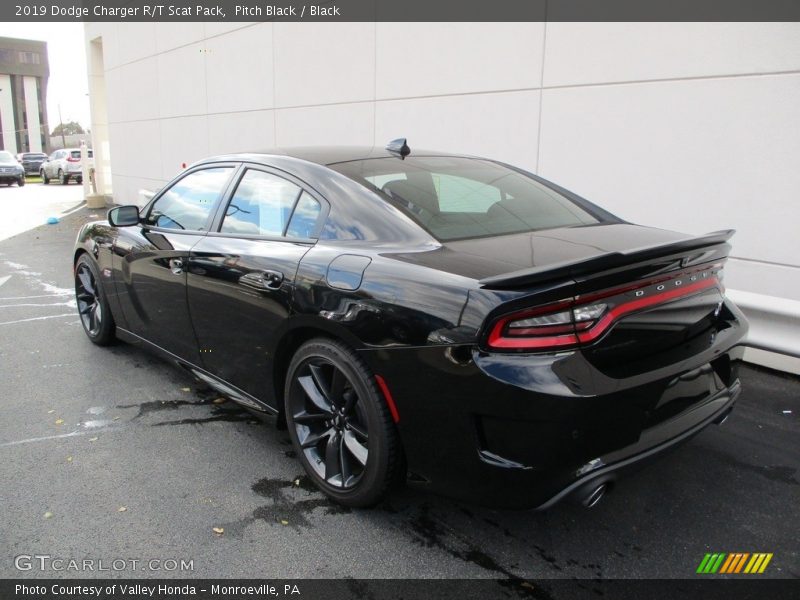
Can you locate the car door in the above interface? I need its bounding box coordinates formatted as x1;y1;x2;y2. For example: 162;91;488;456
186;165;327;406
112;164;237;364
45;151;59;177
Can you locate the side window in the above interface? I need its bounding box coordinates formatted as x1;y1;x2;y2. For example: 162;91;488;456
146;167;233;231
286;192;322;238
220;169;312;237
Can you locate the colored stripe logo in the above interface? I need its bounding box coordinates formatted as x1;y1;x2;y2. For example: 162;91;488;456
697;553;773;574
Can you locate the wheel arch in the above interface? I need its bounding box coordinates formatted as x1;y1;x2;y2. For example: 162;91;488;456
271;321;362;424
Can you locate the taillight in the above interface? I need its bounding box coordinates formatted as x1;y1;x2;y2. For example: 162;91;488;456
486;263;724;352
67;155;80;162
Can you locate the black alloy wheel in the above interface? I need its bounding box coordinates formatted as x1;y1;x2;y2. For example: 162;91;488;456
285;339;401;507
74;255;115;345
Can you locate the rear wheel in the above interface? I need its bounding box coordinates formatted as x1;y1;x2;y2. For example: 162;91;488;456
74;254;115;345
17;176;24;187
58;169;67;185
285;338;401;507
41;170;49;184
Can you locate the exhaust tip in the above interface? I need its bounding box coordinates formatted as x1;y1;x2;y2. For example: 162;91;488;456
583;483;607;508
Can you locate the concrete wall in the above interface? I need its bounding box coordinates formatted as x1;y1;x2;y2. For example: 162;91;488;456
83;22;800;370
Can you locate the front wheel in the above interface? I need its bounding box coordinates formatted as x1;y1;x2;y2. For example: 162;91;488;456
17;177;24;187
41;170;49;184
74;254;115;345
285;338;401;508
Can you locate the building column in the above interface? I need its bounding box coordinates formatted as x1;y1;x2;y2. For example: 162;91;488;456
23;76;42;152
0;74;17;154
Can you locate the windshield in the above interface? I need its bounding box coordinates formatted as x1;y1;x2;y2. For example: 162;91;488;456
330;156;601;241
0;151;16;164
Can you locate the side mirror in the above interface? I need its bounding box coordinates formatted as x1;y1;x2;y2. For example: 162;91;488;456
108;205;140;227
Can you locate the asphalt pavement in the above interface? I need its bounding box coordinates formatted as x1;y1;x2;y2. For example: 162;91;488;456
0;201;797;582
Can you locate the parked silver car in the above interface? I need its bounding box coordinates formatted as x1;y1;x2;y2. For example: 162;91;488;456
41;148;94;185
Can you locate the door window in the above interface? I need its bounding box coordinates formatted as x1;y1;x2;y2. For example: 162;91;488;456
146;167;233;231
220;169;322;238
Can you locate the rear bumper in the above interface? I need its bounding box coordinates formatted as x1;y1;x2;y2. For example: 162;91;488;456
359;305;747;509
535;379;740;509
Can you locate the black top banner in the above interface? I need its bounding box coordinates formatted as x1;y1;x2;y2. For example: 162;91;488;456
6;0;800;22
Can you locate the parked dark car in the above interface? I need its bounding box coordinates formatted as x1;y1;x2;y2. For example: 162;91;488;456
72;142;748;509
17;152;48;176
0;151;25;186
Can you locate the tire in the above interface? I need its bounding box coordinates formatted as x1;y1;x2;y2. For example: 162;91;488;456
41;170;49;185
285;338;401;508
58;169;68;185
17;177;24;187
74;254;115;345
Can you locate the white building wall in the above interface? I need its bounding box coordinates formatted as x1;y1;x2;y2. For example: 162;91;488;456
84;22;800;370
22;76;42;153
0;74;17;154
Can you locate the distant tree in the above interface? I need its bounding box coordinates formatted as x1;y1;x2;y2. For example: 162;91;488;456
51;121;85;136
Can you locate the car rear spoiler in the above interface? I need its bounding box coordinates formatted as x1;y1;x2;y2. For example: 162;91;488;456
479;229;735;290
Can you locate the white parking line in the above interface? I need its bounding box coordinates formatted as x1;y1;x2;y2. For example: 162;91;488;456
0;313;75;326
0;427;124;448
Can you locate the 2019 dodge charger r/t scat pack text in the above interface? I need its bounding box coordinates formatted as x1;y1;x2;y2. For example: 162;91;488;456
73;141;748;509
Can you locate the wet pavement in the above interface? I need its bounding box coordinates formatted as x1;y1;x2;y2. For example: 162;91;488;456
0;207;798;581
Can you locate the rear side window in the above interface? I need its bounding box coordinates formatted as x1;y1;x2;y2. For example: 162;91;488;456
70;150;93;159
332;157;600;241
220;169;322;239
146;167;233;231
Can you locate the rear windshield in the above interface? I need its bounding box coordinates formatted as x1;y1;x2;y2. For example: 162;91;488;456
70;150;93;159
330;156;600;241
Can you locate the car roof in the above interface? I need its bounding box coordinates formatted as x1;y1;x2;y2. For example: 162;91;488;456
196;145;473;167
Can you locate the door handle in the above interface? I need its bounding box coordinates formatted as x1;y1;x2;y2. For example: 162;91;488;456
239;270;284;290
169;258;184;274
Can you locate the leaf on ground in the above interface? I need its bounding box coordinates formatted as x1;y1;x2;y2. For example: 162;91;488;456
181;387;191;392
212;397;227;405
54;419;64;425
112;416;121;421
88;437;98;442
44;512;53;519
280;519;289;526
117;506;127;512
66;456;73;462
294;479;300;487
212;527;224;535
47;410;55;414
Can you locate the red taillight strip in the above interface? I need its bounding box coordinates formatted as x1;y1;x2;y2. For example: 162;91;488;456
576;276;719;344
489;330;579;349
487;274;721;351
487;300;576;349
375;375;400;423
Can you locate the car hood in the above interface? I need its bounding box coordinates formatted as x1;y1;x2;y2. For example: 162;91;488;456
385;223;694;281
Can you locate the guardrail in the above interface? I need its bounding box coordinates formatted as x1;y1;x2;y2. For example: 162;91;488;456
727;289;800;359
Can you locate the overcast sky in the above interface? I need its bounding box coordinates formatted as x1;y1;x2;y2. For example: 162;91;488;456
0;23;90;133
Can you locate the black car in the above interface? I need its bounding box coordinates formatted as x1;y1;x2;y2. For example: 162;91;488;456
73;141;747;509
18;152;48;176
0;151;25;186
